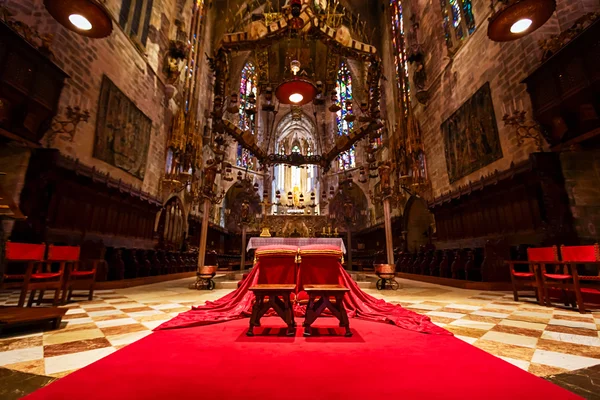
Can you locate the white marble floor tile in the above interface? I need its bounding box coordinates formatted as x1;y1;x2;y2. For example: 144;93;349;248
513;311;552;319
471;310;510;319
541;331;600;347
86;309;122;317
406;303;442;311
107;331;152;347
446;304;481;311
151;303;183;310
0;346;43;366
454;335;478;345
65;317;95;326
95;317;140;328
531;349;600;371
548;318;598;330
498;319;546;331
449;319;495;331
126;310;164;318
65;308;86;315
141;320;171;330
426;311;466;319
45;347;116;375
481;331;538;348
498;356;531;371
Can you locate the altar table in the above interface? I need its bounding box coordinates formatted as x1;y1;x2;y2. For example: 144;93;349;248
246;238;346;253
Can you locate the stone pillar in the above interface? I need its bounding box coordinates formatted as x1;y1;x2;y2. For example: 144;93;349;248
383;197;394;265
240;224;248;271
346;228;352;271
197;197;211;271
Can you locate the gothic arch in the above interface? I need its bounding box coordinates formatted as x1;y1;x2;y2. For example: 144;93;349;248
403;195;435;253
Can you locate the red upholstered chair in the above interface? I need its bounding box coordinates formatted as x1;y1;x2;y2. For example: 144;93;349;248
1;242;46;307
540;244;600;313
25;244;77;307
52;245;98;303
506;246;558;304
297;245;345;303
254;245;299;285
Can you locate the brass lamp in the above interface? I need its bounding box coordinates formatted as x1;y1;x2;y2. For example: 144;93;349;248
44;0;113;38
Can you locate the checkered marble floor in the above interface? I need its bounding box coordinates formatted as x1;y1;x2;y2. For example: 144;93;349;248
1;277;599;380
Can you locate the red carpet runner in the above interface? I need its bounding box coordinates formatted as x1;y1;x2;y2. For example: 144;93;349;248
156;255;448;335
26;318;580;399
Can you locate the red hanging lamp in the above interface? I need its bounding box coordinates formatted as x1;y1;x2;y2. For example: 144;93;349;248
487;0;556;42
44;0;113;38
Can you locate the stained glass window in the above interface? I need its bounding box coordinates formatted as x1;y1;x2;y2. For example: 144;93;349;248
336;62;355;170
237;62;258;169
389;0;410;114
439;0;476;52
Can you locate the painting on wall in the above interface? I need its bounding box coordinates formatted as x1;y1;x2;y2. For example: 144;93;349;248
441;82;502;183
94;75;151;180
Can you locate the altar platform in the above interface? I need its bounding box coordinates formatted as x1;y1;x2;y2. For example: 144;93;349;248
246;238;346;253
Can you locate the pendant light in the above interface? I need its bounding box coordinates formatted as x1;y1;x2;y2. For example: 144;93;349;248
487;0;556;42
44;0;113;39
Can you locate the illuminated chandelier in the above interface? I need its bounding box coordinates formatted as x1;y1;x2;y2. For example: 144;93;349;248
275;59;318;106
487;0;556;42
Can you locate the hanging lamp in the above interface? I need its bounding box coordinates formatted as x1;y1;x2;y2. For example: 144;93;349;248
487;0;556;42
44;0;113;38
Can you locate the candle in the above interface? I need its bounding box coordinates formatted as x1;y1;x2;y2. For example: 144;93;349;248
322;227;326;234
334;228;338;234
328;227;331;234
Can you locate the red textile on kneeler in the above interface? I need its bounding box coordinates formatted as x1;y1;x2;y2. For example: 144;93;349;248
155;245;449;335
297;245;449;335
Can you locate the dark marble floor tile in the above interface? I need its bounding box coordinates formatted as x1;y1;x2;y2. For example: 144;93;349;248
0;367;55;400
546;364;600;400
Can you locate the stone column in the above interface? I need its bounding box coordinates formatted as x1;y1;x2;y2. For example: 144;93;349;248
240;223;248;271
197;197;212;271
383;196;394;265
346;227;352;271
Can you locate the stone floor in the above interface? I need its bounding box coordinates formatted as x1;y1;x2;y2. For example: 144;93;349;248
1;277;599;393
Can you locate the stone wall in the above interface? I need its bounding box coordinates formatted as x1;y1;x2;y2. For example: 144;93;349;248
3;0;195;197
390;0;599;199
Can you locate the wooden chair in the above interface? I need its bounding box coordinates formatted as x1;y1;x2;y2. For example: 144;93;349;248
52;245;98;304
24;245;69;307
298;245;351;337
506;246;558;304
247;246;298;337
1;242;46;307
540;244;600;313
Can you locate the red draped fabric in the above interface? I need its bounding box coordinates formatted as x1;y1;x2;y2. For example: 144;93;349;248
156;245;449;335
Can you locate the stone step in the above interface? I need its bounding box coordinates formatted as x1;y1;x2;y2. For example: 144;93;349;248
212;272;378;290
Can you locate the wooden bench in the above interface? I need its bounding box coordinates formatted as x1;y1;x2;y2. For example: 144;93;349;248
247;284;296;337
0;306;67;334
304;284;351;337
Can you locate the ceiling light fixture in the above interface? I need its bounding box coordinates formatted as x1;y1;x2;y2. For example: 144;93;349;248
487;0;556;42
44;0;113;38
289;93;304;104
68;14;92;30
510;18;532;33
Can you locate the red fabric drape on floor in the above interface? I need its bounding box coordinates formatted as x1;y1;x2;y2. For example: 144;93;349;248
155;245;449;335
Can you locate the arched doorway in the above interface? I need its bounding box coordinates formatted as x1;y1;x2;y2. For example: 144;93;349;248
403;196;435;253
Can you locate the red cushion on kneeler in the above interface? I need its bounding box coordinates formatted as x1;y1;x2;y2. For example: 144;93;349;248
31;272;62;279
70;271;95;277
255;246;297;285
512;272;534;278
544;273;572;280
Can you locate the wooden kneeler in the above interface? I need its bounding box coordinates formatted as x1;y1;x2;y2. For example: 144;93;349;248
304;285;351;337
247;284;296;336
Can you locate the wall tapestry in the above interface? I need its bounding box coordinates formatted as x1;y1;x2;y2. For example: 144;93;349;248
94;75;151;179
441;82;502;183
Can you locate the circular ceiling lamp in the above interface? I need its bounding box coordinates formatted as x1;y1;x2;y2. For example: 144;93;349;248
44;0;113;39
275;60;318;106
487;0;556;42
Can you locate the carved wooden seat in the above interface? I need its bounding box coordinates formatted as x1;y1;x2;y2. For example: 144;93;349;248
303;284;351;337
1;242;46;307
506;246;557;305
247;284;296;336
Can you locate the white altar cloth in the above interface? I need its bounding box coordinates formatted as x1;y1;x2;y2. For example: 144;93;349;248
246;238;346;253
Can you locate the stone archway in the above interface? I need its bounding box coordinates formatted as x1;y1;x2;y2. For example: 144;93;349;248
403;196;435;253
